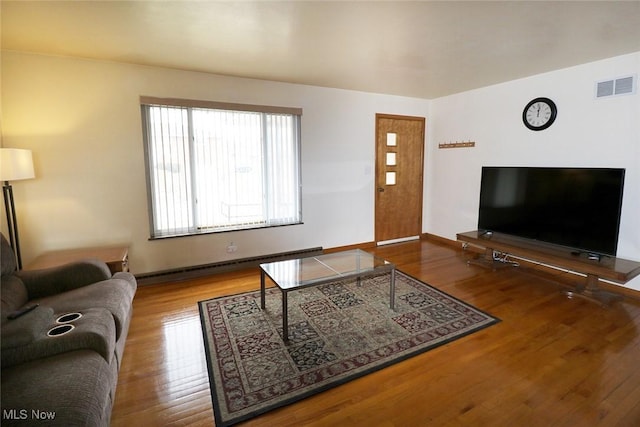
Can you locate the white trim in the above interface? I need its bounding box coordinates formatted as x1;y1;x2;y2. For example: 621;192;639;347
140;96;302;115
376;236;420;246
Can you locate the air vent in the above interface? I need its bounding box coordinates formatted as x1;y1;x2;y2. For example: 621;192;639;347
596;75;636;99
614;76;634;95
596;80;614;97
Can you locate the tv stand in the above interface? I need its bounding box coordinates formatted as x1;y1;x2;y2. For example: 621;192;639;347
565;274;622;305
466;247;519;270
457;230;640;306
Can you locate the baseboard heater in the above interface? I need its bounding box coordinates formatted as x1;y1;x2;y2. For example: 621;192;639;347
135;246;324;285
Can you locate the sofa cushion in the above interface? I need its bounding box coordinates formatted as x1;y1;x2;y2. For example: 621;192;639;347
1;305;54;350
1;349;114;427
0;275;29;323
31;275;136;340
1;307;116;368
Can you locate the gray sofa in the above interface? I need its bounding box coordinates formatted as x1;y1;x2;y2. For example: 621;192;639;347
1;234;137;426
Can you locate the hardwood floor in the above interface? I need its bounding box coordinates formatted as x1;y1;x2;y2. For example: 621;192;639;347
111;239;640;426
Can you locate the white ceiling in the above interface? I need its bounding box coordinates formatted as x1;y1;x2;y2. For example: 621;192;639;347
2;1;640;99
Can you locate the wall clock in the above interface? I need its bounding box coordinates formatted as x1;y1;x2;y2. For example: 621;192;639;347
522;97;557;131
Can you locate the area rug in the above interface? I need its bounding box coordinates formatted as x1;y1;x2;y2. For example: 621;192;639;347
198;271;499;426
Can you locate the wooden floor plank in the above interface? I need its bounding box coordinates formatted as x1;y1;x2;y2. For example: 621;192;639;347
111;238;640;426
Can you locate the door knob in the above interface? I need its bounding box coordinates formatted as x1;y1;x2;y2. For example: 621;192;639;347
377;187;385;192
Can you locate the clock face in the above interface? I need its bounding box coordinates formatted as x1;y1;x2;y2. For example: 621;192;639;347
523;97;557;131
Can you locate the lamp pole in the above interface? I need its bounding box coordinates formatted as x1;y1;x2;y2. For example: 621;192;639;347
0;148;35;270
3;181;22;269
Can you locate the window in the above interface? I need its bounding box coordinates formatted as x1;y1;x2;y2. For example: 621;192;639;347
141;97;302;238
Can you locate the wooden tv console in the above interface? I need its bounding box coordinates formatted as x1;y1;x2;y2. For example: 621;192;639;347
457;230;640;305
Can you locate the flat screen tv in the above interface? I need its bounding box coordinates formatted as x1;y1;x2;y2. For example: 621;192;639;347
478;167;625;257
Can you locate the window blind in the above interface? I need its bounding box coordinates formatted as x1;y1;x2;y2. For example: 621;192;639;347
141;98;302;238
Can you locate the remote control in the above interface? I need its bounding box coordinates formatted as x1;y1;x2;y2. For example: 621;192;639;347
7;304;39;320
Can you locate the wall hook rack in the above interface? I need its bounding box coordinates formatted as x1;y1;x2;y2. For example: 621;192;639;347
438;140;476;149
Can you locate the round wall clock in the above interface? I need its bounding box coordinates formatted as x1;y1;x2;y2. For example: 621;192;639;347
523;97;557;131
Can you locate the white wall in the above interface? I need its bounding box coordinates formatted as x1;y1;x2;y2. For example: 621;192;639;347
3;51;638;289
427;52;640;289
1;51;429;274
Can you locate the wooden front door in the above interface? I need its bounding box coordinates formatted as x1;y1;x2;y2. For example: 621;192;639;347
374;114;425;243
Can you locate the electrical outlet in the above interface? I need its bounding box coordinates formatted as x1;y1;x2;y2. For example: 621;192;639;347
226;242;237;253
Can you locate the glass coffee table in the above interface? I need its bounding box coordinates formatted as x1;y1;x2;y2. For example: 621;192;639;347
260;249;396;343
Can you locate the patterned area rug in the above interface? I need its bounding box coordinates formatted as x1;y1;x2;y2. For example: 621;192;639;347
198;271;499;426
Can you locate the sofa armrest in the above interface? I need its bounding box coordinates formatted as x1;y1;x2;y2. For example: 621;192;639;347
2;307;117;368
1;305;54;350
16;260;112;300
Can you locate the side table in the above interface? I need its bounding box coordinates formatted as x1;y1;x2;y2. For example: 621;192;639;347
27;246;129;274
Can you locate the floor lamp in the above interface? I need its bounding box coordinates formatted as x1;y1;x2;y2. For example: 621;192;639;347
1;148;35;270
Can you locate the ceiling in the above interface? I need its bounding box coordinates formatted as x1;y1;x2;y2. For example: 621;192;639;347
2;1;640;99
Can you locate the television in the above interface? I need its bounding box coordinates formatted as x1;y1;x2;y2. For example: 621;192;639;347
478;167;625;257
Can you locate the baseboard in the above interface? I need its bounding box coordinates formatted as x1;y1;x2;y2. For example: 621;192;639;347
324;241;376;253
133;235;640;303
421;233;461;248
136;246;323;285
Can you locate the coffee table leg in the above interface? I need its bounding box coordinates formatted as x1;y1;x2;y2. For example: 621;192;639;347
260;269;266;309
390;268;396;310
282;290;289;343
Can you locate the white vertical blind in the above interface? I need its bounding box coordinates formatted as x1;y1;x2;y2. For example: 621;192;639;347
146;105;194;236
142;101;302;238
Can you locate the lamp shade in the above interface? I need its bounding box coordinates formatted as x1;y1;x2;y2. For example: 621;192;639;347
0;148;35;181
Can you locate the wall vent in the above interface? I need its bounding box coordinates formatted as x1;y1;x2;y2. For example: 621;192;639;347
596;75;636;99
